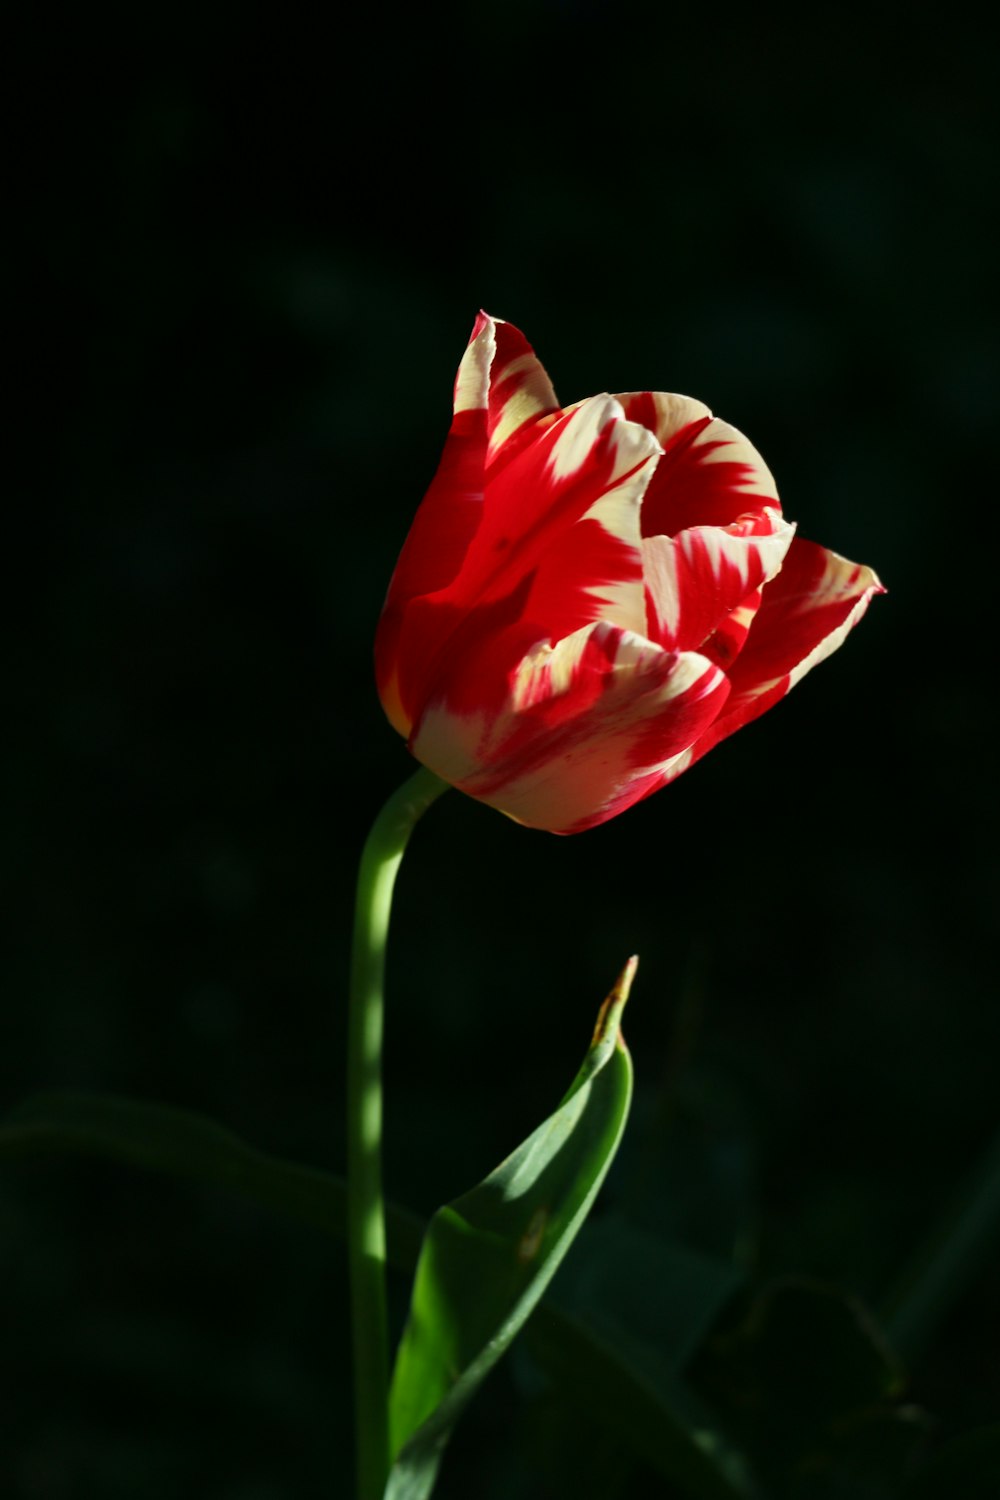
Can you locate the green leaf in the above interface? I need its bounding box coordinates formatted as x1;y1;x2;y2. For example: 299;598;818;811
881;1128;1000;1364
550;1216;744;1379
0;1048;755;1496
527;1216;754;1496
0;1089;426;1269
527;1306;758;1499
620;1069;758;1265
384;959;637;1500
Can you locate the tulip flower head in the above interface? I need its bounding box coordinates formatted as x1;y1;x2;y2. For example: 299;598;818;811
375;314;883;834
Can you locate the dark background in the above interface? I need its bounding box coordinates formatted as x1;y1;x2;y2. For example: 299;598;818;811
4;5;997;1496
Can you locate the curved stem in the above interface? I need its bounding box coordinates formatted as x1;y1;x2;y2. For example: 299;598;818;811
347;765;449;1500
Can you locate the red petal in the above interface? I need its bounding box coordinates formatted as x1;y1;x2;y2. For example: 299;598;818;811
617;393;781;537
410;622;730;834
484;315;561;472
393;395;661;732
662;536;885;781
376;313;562;734
643;509;795;659
375;317;494;732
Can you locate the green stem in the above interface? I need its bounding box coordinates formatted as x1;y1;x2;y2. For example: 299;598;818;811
347;765;449;1500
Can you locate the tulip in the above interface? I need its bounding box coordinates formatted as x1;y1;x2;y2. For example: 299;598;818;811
375;314;883;834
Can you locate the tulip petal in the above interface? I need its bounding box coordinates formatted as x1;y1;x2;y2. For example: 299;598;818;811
452;309;497;414
394;314;495;607
643;509;796;661
617;393;781;538
454;394;661;636
617;391;713;446
410;621;730;834
661;537;885;783
392;395;663;734
483;314;561;469
376;314;562;735
375;319;495;733
700;586;764;672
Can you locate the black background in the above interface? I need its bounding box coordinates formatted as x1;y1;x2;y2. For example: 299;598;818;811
4;5;998;1496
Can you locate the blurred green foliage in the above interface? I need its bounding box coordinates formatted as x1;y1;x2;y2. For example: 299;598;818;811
5;1;998;1494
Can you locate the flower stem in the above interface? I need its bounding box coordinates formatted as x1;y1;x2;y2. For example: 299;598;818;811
347;765;449;1500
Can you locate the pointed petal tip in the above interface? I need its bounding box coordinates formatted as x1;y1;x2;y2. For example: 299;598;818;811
851;561;887;605
835;553;886;597
473;309;517;339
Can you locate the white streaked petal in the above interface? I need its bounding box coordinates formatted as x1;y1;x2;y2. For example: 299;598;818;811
678;515;794;589
643;515;796;654
546;395;638;481
688;418;780;505
411;620;729;834
616;391;714;443
453;315;496;414
487;348;559;454
786;557;883;690
642;534;681;639
511;624;665;714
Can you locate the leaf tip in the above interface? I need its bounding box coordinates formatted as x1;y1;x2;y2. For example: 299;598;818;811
592;955;638;1052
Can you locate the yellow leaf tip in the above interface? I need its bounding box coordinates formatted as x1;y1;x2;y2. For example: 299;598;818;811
591;955;639;1050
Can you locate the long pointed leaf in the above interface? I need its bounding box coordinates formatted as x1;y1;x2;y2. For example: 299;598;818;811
2;1036;747;1497
0;1090;426;1266
528;1306;758;1500
385;959;637;1500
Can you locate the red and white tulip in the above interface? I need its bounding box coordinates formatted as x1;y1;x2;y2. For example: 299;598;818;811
375;314;883;834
